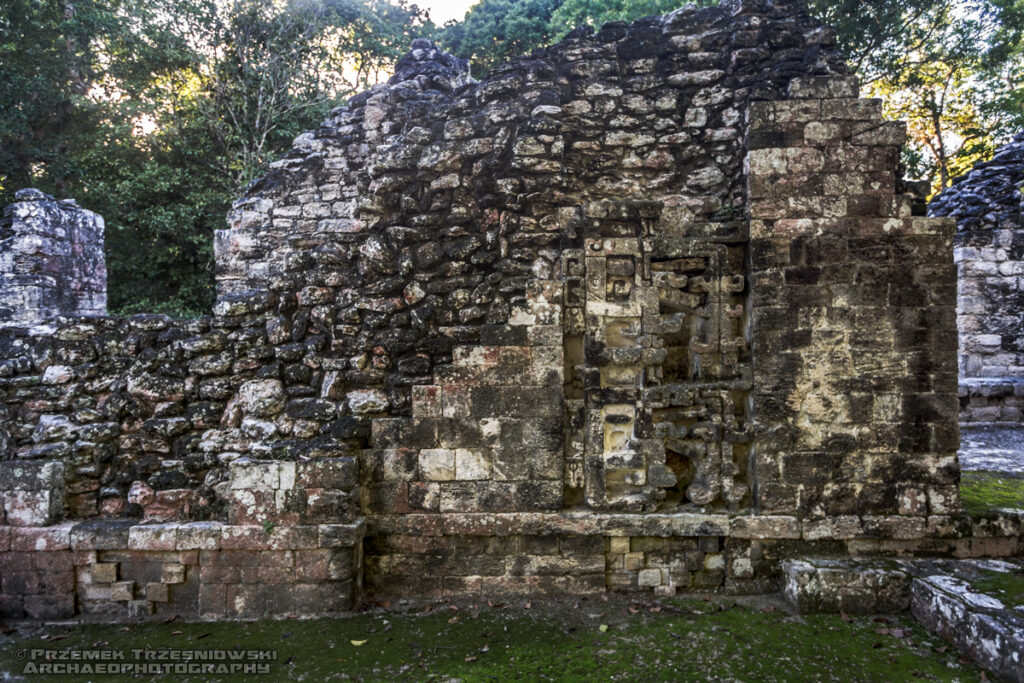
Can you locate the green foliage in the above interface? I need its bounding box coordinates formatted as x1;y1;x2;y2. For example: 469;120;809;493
548;0;712;37
439;0;563;77
437;0;717;78
0;0;433;316
808;0;1024;191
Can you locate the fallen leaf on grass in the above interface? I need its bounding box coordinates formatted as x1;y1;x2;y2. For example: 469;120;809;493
351;640;367;647
448;616;459;624
171;631;183;636
599;624;609;633
465;656;477;662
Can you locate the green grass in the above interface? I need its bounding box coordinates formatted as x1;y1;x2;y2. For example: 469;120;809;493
0;595;983;682
959;470;1024;515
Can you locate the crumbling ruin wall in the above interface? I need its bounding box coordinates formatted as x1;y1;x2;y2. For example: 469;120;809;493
930;133;1024;423
0;0;1018;621
0;189;106;325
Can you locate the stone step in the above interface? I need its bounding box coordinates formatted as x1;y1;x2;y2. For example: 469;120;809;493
784;557;1024;682
911;560;1024;683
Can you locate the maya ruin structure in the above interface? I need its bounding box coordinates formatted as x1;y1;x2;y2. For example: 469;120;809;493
930;133;1024;425
1;0;1022;624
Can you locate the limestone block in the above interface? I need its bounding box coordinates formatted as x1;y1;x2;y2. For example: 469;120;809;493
110;581;135;601
420;449;455;481
455;449;490;480
146;582;169;602
161;563;186;584
90;562;118;583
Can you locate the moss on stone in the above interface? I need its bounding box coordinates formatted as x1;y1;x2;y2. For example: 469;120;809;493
0;595;985;681
971;568;1024;608
959;470;1024;515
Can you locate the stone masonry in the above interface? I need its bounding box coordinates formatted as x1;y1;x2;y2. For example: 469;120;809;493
930;132;1024;423
1;0;1021;621
0;188;107;326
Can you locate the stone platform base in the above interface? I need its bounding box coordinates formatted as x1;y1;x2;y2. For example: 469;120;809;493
365;509;1024;600
784;557;1024;683
0;519;364;621
3;509;1022;622
960;377;1024;424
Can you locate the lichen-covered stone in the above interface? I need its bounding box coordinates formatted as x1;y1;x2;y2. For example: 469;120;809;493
0;190;106;325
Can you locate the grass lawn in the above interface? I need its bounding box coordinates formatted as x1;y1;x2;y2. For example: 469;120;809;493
0;594;983;682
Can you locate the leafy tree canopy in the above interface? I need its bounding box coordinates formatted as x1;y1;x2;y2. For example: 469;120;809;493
0;0;433;316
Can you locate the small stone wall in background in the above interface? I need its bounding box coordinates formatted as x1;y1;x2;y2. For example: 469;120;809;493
930;133;1024;423
0;189;106;325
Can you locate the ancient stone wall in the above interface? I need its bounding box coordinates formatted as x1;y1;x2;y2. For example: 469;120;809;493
0;0;1018;621
0;189;107;325
929;133;1024;423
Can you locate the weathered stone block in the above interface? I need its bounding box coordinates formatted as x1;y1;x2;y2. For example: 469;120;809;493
90;562;118;583
110;580;134;601
419;448;455;481
176;522;223;550
145;582;169;602
127;524;177;551
2;490;62;526
783;558;911;614
161;563;186;584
